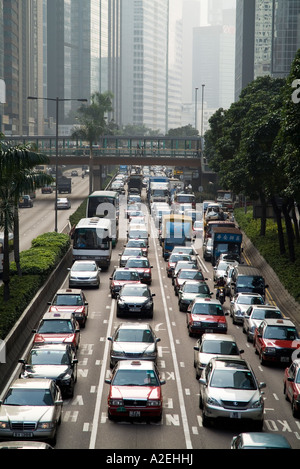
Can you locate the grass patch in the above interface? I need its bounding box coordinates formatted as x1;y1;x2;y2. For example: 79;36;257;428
235;207;300;302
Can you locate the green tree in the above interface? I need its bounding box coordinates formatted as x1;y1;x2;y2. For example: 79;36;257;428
0;141;52;299
71;91;114;193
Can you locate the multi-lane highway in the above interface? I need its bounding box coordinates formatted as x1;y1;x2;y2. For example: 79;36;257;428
5;168;300;450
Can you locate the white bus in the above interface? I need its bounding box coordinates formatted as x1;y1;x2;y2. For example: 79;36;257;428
86;191;119;247
72;218;112;269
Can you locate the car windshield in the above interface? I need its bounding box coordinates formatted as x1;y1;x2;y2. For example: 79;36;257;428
170;254;191;262
264;326;298;340
216;262;229;270
237;296;263;305
72;263;97;272
123;249;142;256
175;262;196;272
251;309;282;320
121;286;149;297
210;370;257;390
38;319;74;334
237;276;264;288
127;241;146;248
28;349;71;366
115;329;154;343
192;303;224;316
112;369;159;386
126;259;149;268
183;283;210;294
114;271;140;281
128;231;148;238
3;388;55;406
201;340;239;355
52;294;83;306
179;271;204;280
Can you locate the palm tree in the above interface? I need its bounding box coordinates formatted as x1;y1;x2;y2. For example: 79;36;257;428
0;140;52;298
71;91;114;193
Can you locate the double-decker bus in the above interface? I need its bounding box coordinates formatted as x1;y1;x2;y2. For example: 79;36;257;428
72;217;112;269
86;191;119;247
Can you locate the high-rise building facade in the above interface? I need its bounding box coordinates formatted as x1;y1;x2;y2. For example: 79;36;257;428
121;0;170;133
235;0;300;101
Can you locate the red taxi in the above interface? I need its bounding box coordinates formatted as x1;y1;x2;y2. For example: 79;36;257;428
125;257;153;284
109;268;141;299
253;318;300;366
186;297;228;337
166;252;191;277
283;358;300;417
47;288;88;328
32;311;80;350
105;360;165;421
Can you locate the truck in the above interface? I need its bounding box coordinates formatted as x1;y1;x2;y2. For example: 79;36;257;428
128;174;143;194
148;181;170;205
211;226;243;266
161;214;193;260
57;176;72;194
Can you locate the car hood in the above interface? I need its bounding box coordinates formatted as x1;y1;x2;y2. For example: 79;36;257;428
110;386;160;400
119;296;150;304
112;281;140;286
263;339;300;349
182;293;210;301
0;405;56;423
22;365;70;379
191;314;226;324
208;388;260;403
112;342;155;354
49;305;85;314
70;271;97;278
233;304;251;313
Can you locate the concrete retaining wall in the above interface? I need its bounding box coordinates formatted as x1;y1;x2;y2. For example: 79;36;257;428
0;248;73;396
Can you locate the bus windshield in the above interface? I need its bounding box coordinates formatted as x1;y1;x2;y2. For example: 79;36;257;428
73;228;110;249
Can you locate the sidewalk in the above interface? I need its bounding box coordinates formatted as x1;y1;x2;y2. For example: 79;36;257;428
242;233;300;325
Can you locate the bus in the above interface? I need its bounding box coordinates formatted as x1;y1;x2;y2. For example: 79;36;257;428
72;217;112;269
86;191;119;247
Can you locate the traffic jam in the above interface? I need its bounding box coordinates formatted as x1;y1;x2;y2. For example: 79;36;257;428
0;165;300;450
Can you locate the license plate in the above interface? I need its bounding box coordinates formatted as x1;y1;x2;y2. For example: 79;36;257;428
280;357;289;362
230;412;241;419
129;411;141;417
13;432;33;438
130;307;141;312
205;329;213;333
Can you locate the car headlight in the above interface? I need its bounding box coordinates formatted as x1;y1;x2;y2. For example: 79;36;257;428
147;400;161;406
0;421;9;429
109;399;124;406
193;321;201;326
264;347;276;354
38;422;55;429
250;397;264;409
61;373;72;382
218;323;227;328
207;396;221;407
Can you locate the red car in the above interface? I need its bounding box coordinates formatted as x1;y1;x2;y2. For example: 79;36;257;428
32;311;80;350
166;252;191;277
125;257;153;284
109;268;141;298
186;297;228;337
253;318;300;366
283;358;300;417
47;288;89;328
105;360;165;421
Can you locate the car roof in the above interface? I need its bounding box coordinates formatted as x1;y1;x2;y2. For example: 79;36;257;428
201;333;236;342
263;318;296;327
42;311;76;320
55;288;83;295
117;322;152;330
9;378;54;390
117;360;156;371
193;297;221;305
239;432;291;449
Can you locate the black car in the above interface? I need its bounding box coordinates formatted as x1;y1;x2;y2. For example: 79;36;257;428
116;283;155;318
19;344;78;397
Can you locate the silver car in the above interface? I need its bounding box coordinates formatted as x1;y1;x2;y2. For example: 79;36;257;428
199;357;266;428
0;379;63;446
68;260;101;288
119;247;144;267
108;323;160;368
230;293;264;325
193;333;244;379
243;304;283;342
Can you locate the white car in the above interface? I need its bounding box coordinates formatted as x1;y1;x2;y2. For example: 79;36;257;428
68;260;101;288
0;379;63;446
230;293;264;325
56;198;71;209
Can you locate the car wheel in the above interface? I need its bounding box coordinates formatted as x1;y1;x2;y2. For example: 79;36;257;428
259;352;266;366
292;399;300;418
202;410;210;427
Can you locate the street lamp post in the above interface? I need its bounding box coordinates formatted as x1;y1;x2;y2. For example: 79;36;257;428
27;96;87;232
201;84;205;137
195;87;198;131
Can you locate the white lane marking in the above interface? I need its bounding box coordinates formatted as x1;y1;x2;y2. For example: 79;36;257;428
152;224;193;450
